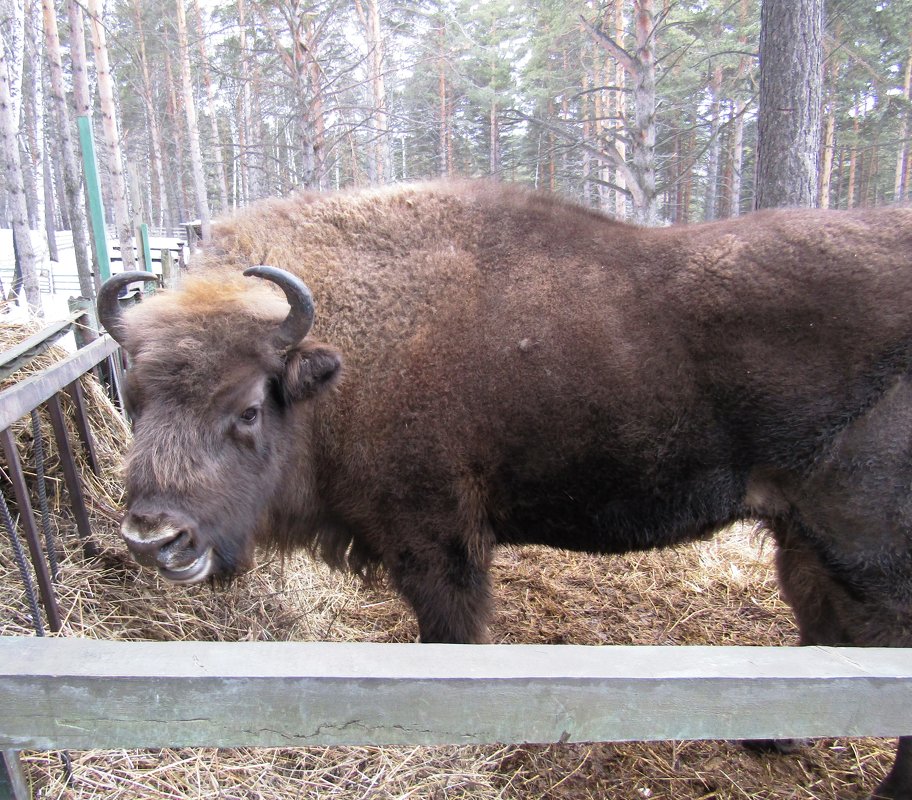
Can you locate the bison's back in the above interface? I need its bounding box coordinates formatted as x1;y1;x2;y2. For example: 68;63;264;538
201;184;912;543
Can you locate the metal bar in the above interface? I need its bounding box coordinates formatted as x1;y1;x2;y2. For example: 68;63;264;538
0;751;29;800
106;353;127;418
0;314;80;381
77;116;111;283
64;380;100;477
46;395;97;559
0;336;118;432
1;639;912;750
30;411;59;583
0;432;61;633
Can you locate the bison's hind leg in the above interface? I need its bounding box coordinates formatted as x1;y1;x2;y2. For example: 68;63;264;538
773;520;912;799
766;376;912;798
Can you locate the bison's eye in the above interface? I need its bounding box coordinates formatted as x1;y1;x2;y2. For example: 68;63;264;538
240;406;260;424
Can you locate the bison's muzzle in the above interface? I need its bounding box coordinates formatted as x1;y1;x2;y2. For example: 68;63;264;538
121;509;215;585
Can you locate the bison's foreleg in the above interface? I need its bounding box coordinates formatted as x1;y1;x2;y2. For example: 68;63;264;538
384;515;493;644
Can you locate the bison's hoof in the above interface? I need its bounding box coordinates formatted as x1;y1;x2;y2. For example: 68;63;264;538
742;738;809;755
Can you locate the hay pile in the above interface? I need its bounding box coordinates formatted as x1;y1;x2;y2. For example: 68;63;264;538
0;323;896;799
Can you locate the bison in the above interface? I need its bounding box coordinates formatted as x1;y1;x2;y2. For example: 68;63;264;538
98;181;912;798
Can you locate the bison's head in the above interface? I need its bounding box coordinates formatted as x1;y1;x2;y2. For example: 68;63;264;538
98;267;342;584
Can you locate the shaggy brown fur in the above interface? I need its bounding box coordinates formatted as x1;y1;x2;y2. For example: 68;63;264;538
113;180;912;799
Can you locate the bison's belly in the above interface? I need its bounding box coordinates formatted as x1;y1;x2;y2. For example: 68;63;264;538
493;456;747;555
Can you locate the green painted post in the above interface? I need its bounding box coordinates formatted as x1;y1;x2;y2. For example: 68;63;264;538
77;116;112;282
139;223;152;272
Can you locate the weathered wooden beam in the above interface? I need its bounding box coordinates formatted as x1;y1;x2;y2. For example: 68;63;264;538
1;638;910;750
0;314;80;382
0;336;118;432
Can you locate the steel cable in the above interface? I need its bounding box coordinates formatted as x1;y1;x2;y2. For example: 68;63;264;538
31;409;60;582
0;490;45;635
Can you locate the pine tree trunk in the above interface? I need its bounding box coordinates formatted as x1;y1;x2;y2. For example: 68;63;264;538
164;49;189;224
490;99;500;178
894;39;912;201
613;1;626;219
727;0;750;218
1;0;25;128
42;150;57;262
22;0;46;251
175;0;211;243
305;16;326;190
438;22;450;178
87;0;135;267
682;129;695;223
134;0;172;230
754;0;823;209
581;65;593;205
547;98;556;191
0;28;41;314
51;139;68;229
194;1;229;212
354;0;389;183
818;22;839;209
66;0;90;117
42;0;94;297
819;107;835;208
858;150;868;207
585;0;657;224
847;112;859;209
66;0;101;277
719;107;732;217
592;51;607;209
834;145;845;208
249;68;265;195
237;0;252;202
704;62;723;221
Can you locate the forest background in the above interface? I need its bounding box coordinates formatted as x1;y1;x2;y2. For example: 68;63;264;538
0;0;909;293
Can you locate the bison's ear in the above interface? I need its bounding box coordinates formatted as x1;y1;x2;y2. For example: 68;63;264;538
281;342;343;402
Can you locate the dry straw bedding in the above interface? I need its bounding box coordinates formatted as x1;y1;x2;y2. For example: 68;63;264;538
0;322;896;799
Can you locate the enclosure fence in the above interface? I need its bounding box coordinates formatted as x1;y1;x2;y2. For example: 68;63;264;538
0;315;123;637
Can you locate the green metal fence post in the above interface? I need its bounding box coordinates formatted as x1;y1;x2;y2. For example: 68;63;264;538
77;116;112;283
139;223;152;273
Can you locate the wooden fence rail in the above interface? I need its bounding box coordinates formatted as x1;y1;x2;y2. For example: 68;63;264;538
1;639;911;750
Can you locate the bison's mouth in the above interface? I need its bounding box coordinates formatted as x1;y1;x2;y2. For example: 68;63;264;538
158;547;215;585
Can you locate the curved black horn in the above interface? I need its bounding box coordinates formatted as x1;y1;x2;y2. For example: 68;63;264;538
244;265;316;348
97;271;161;344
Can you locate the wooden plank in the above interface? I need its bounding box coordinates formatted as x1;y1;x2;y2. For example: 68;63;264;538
0;639;911;750
0;435;61;633
0;315;79;382
0;336;118;432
